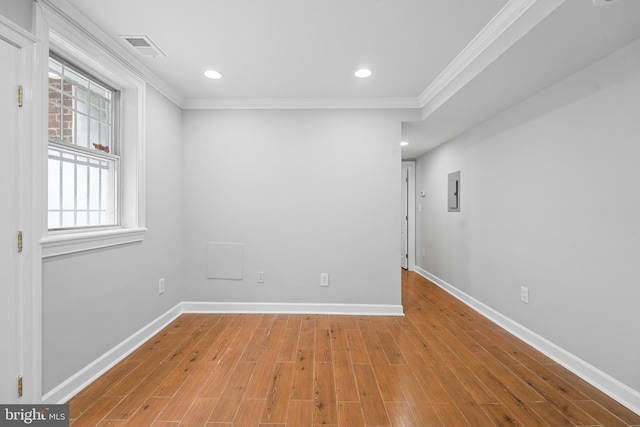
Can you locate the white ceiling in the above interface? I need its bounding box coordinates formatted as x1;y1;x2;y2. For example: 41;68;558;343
59;0;640;159
63;0;506;100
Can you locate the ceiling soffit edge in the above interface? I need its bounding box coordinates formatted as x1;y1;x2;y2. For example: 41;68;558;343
182;97;422;110
418;0;566;120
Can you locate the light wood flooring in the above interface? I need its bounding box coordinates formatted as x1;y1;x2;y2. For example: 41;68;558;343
68;270;640;426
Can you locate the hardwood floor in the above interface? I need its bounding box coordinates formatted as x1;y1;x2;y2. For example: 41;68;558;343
68;270;640;426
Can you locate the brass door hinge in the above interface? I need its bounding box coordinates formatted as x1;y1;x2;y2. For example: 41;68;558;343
18;375;23;397
17;231;23;253
18;85;23;108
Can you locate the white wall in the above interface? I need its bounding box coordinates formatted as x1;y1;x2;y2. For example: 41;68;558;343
182;109;413;308
416;38;640;394
42;87;184;393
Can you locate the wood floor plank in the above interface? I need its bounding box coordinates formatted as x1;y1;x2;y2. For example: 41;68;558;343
429;363;498;426
178;397;217;426
198;346;244;399
261;362;295;424
71;396;123;426
286;400;313;427
369;350;406;403
65;271;639;427
546;363;640;426
572;399;632;427
264;315;287;351
278;327;300;362
154;370;212;422
332;350;359;402
344;329;369;364
314;325;333;363
233;399;267;426
291;349;314;400
244;349;279;399
313;363;337;425
508;363;599;425
481;402;531;427
337;401;365;427
385;402;418;427
376;328;407;365
104;359;181;420
329;318;349;351
352;363;391;426
124;396;171;426
242;328;270;362
433;403;471;426
207;361;256;423
403;351;451;404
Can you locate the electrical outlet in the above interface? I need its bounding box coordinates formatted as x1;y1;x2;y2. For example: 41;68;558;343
520;286;529;304
258;271;264;283
159;278;165;295
320;273;329;287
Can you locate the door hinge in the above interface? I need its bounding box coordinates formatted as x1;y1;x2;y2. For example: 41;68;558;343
18;85;23;108
18;376;23;397
17;231;23;252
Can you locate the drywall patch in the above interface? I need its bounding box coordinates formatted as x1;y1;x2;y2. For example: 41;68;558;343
207;242;244;279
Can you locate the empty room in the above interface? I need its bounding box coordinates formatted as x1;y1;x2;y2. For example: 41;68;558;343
1;0;639;425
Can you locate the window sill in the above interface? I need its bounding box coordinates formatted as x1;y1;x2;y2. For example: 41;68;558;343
40;227;147;258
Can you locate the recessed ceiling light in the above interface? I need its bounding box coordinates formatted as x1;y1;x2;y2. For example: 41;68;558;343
204;70;223;80
354;69;372;78
400;141;409;146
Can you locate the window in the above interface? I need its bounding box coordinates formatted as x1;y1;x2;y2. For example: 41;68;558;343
39;4;147;258
47;56;120;230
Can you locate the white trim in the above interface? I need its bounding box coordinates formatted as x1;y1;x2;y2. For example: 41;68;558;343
402;161;416;271
418;0;565;119
182;301;404;316
182;97;421;110
0;14;38;45
40;227;147;258
41;303;182;404
1;9;42;405
414;266;640;416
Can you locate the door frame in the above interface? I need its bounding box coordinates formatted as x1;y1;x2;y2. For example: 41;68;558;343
0;14;43;403
402;161;416;271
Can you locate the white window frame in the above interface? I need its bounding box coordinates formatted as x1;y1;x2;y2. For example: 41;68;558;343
39;6;146;258
47;54;120;230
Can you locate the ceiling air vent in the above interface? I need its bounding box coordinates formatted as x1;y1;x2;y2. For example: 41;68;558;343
120;35;166;58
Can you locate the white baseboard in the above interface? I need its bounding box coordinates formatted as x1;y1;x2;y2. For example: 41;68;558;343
181;301;404;316
414;266;640;416
42;303;183;404
42;300;402;403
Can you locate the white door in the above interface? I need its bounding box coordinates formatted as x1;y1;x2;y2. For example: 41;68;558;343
0;37;21;403
401;167;408;269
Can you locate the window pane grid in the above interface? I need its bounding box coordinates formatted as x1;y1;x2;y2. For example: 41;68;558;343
48;148;117;229
48;57;113;153
48;55;119;230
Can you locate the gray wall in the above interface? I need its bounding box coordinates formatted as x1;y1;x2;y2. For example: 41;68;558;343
42;87;184;393
415;38;640;392
182;109;412;306
0;0;31;31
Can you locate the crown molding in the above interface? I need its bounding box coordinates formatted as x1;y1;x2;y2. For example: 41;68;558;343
36;0;185;107
418;0;566;119
182;97;421;110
